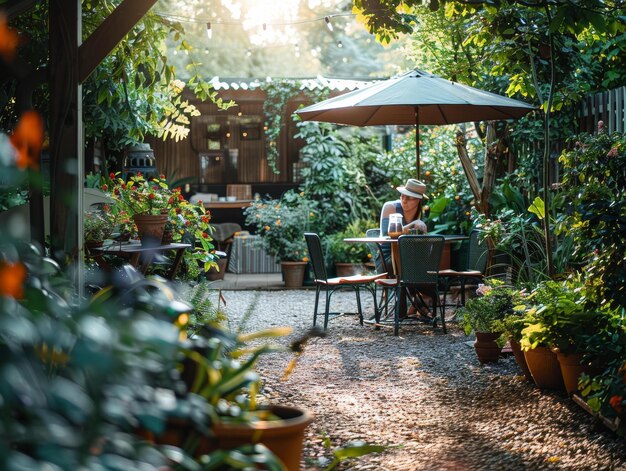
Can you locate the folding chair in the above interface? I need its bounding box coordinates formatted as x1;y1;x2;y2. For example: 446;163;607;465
438;229;488;308
304;233;387;330
394;235;445;335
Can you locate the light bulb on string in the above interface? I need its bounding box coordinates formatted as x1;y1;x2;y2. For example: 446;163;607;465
337;40;343;48
324;16;333;32
206;22;212;40
246;49;252;57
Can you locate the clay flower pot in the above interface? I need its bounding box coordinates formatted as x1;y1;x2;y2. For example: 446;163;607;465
473;331;502;364
281;261;307;288
524;346;565;391
510;339;533;382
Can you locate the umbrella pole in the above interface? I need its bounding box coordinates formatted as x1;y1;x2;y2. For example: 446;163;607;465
415;107;420;179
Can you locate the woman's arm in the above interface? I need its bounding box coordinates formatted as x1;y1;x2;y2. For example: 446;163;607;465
402;219;427;234
379;201;397;236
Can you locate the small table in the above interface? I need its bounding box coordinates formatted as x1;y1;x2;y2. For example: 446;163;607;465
92;241;191;279
344;234;467;271
344;234;468;320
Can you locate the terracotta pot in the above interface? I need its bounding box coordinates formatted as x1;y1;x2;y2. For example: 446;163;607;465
335;262;360;277
509;339;533;382
205;257;228;281
213;405;314;471
133;213;168;246
138;405;313;471
473;331;502;364
524;346;565;390
281;261;307;288
556;351;595;395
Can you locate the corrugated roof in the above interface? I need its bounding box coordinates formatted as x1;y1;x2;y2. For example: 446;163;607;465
207;75;376;92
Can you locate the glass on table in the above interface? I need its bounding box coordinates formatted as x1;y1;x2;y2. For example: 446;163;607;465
387;213;403;239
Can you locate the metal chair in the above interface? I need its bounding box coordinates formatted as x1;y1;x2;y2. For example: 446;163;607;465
304;233;386;330
438;229;488;308
366;228;396;321
394;235;445;335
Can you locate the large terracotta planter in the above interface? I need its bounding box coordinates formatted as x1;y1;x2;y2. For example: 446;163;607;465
473;332;502;364
556;351;596;395
510;339;533;382
133;213;168;246
281;261;307;288
213;405;314;471
523;346;565;391
142;405;313;471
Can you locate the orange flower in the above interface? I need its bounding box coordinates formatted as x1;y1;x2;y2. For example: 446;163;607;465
0;261;27;299
10;111;44;170
0;14;19;62
609;395;623;415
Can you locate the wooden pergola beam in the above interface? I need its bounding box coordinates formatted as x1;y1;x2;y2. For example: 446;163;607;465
78;0;157;84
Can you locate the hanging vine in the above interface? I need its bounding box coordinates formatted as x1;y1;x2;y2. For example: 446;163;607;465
261;80;329;174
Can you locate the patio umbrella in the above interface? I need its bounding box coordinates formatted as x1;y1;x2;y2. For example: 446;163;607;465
296;68;536;178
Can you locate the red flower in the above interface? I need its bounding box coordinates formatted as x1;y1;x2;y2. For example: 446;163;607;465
0;261;27;299
114;188;120;195
148;193;155;200
0;14;19;61
137;171;142;177
185;220;191;227
168;197;175;204
178;194;184;201
202;216;209;223
202;232;209;239
10;111;43;170
160;174;166;180
175;207;181;214
109;172;115;179
102;184;108;191
121;183;127;190
610;395;623;415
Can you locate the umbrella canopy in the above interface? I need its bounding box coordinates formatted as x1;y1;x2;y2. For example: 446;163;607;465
296;68;536;177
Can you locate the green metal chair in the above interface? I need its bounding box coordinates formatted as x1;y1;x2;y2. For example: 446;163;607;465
365;228;396;321
395;235;445;335
304;233;386;330
438;229;488;308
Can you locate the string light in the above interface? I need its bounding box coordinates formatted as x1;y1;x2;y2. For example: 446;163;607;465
337;40;343;48
206;22;212;40
324;16;333;32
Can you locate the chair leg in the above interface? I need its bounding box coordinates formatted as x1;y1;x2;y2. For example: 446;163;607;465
436;291;446;333
313;285;321;327
354;286;364;325
324;289;331;330
394;286;401;336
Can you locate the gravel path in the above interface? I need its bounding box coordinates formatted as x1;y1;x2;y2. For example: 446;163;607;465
221;288;626;471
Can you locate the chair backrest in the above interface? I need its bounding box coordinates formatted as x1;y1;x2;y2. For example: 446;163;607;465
365;228;388;275
304;233;328;282
397;235;444;285
467;229;488;273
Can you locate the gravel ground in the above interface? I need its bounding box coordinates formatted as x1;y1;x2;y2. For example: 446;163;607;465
220;288;626;471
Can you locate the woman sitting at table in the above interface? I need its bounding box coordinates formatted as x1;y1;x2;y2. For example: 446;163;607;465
379;178;428;265
379;178;430;317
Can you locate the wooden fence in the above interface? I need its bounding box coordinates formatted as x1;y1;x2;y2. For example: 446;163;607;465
579;86;626;134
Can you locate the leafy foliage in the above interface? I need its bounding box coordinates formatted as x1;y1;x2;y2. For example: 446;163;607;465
458;279;522;335
559;131;626;311
244;191;317;262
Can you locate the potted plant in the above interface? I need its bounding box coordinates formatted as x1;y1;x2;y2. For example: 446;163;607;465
244;190;317;288
520;278;620;394
326;220;374;277
458;279;521;364
493;311;533;381
83;209;114;250
104;172;174;245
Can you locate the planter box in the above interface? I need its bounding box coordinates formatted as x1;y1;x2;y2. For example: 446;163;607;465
227;235;280;274
572;394;621;433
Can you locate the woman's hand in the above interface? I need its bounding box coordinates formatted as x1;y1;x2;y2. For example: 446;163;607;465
402;220;427;234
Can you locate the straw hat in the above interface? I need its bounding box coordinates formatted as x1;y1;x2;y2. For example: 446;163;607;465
397;179;428;199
